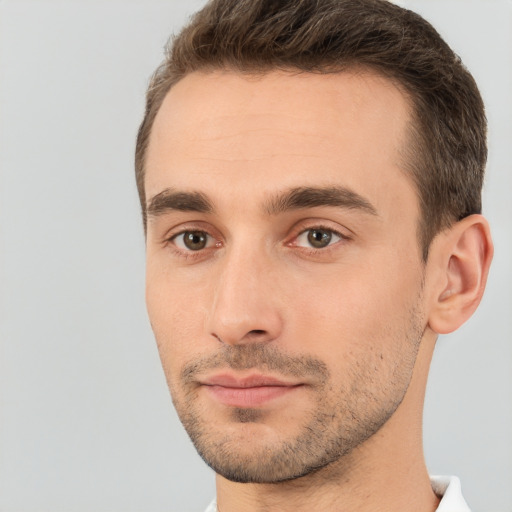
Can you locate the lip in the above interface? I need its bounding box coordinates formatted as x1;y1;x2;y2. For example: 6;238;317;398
200;373;303;407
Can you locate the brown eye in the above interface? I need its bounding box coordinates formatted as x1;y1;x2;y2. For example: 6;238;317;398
307;229;333;248
174;231;210;251
295;228;342;249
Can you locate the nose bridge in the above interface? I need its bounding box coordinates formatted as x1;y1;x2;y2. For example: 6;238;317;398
208;238;282;345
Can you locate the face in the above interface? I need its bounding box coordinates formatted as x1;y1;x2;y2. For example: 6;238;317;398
144;70;427;483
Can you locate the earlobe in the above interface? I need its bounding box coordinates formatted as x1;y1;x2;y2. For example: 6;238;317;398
427;214;493;335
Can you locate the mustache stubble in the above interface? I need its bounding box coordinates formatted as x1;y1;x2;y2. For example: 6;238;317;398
180;342;330;385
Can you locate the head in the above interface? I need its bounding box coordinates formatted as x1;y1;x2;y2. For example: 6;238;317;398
138;0;492;486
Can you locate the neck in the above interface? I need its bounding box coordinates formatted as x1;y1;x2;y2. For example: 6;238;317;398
215;333;439;512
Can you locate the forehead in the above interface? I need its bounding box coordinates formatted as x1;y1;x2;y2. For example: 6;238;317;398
145;69;415;217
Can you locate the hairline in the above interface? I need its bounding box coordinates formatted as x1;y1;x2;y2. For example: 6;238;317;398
138;64;443;260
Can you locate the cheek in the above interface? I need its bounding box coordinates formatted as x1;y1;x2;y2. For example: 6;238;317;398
146;268;210;375
146;256;210;326
285;259;423;362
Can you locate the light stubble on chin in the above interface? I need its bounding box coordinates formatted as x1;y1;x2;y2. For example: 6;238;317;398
167;310;424;485
173;344;337;482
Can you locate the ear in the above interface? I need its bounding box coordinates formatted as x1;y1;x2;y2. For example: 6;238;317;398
427;214;493;335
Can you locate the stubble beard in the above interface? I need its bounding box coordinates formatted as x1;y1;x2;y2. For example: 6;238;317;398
167;310;425;485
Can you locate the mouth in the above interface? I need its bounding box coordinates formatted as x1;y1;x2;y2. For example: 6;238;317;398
199;373;304;408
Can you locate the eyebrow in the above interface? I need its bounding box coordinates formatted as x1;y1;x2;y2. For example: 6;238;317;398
147;189;214;218
146;185;378;219
264;186;378;216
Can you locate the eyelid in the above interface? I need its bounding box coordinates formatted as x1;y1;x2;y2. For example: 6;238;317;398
171;230;217;250
294;228;342;248
161;221;224;256
285;219;353;256
160;219;351;257
162;220;220;242
289;219;351;240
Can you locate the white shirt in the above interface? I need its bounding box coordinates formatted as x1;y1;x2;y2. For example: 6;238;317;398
203;475;470;512
431;476;471;511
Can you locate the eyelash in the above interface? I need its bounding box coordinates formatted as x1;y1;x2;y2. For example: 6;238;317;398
291;225;349;252
167;230;219;261
165;224;350;260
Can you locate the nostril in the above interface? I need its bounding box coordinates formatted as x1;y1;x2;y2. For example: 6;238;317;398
249;330;266;336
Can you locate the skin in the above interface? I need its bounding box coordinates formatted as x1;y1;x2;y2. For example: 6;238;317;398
144;70;493;511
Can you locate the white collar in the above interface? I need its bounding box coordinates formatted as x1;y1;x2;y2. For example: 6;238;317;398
431;475;471;511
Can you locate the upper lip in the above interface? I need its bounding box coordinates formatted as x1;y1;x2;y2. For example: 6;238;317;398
200;373;300;388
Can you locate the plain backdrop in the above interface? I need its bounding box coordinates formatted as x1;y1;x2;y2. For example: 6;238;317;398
0;1;510;511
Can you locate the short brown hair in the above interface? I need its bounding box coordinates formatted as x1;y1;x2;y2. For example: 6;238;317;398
135;0;486;259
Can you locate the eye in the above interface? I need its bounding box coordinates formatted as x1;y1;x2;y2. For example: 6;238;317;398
172;230;214;251
295;228;342;249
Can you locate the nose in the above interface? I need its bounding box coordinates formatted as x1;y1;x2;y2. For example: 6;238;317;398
206;244;283;346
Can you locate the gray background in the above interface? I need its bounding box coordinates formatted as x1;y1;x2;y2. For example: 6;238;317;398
0;1;510;511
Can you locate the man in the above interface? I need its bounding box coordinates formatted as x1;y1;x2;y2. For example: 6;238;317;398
135;0;493;510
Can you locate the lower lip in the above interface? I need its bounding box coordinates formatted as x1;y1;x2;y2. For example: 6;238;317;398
204;384;301;407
